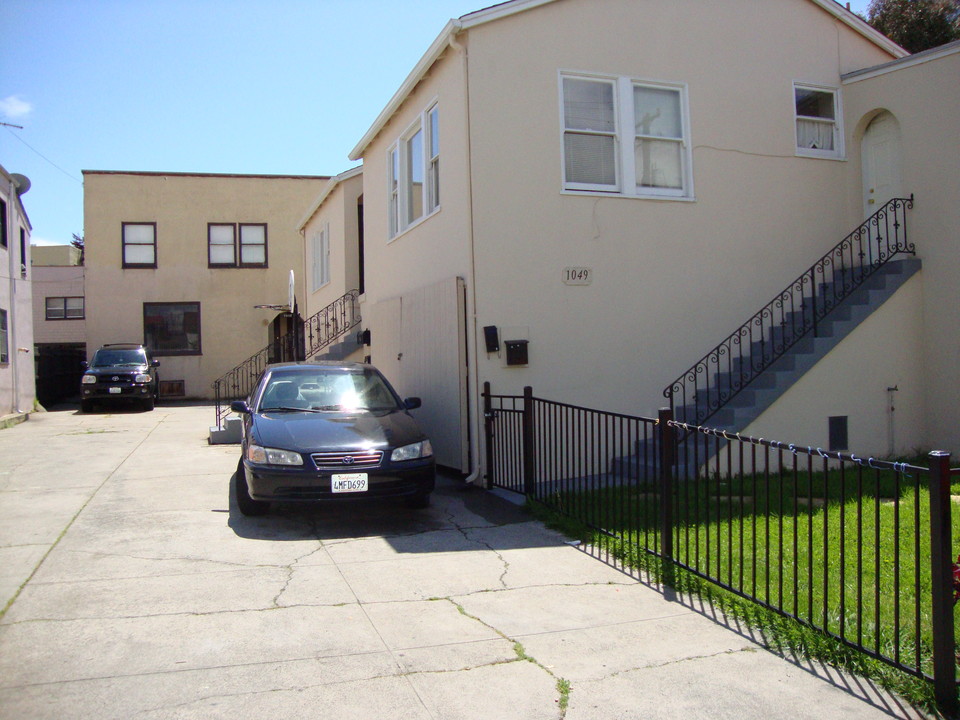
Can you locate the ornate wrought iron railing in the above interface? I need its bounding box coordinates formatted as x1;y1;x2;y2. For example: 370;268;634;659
211;290;361;429
303;289;361;359
664;196;914;427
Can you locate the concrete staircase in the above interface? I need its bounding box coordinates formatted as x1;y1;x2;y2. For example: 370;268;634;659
611;257;922;479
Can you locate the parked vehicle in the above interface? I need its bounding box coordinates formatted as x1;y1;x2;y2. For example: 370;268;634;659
80;343;160;412
231;361;435;516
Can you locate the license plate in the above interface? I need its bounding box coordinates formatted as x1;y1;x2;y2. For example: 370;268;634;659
109;387;122;394
331;473;368;493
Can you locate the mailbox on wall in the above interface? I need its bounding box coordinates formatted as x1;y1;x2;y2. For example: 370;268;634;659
504;339;529;366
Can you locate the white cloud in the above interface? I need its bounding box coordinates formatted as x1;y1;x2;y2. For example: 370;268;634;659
0;95;33;120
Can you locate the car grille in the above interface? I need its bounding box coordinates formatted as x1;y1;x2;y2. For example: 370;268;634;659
98;373;135;385
311;450;383;469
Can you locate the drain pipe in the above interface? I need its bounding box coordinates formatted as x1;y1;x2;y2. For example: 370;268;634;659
886;385;898;456
448;26;484;487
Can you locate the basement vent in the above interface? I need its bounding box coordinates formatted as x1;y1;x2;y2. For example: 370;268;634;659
828;416;848;452
159;380;185;398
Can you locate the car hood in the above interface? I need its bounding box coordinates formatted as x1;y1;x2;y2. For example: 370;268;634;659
87;364;149;375
251;409;426;452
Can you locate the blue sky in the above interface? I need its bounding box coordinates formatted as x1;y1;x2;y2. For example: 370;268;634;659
1;0;872;247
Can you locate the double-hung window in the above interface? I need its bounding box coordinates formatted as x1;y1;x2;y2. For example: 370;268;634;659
561;74;692;199
794;83;843;159
208;223;267;267
45;297;84;320
122;222;157;268
0;309;7;363
311;224;330;292
388;102;440;239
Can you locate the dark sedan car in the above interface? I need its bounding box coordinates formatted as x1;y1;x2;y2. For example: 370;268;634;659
231;361;435;516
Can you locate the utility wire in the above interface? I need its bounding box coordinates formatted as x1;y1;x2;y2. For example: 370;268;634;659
2;126;83;184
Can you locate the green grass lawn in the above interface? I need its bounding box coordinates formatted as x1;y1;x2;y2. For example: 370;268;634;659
528;460;960;713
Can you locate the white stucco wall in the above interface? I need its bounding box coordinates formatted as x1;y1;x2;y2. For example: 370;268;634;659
0;166;35;416
842;44;960;454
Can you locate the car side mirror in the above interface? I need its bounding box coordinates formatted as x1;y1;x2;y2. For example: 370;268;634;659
403;397;422;410
231;400;252;414
151;359;160;368
80;361;88;370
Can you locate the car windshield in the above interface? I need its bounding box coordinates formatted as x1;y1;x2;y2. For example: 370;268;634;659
258;368;401;413
92;349;147;367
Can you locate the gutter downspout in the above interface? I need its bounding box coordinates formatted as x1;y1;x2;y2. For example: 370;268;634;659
448;25;483;487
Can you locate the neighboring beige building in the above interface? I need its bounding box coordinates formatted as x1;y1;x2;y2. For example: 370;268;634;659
83;171;328;400
0;164;35;417
31;244;86;407
298;166;365;360
32;244;85;345
334;0;957;478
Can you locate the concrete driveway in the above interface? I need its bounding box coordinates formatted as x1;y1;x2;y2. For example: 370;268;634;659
0;404;923;719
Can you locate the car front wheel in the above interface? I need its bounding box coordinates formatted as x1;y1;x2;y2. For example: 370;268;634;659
235;459;269;516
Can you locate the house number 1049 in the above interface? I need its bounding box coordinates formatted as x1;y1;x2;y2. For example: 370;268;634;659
562;267;592;285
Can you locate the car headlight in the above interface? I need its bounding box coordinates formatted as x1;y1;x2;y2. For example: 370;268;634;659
247;444;303;466
81;374;97;384
391;440;433;462
135;374;152;383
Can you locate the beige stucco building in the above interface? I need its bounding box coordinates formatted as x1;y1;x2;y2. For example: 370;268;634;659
334;0;957;478
83;171;328;400
0;164;34;417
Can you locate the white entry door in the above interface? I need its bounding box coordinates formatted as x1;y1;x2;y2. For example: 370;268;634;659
861;112;903;218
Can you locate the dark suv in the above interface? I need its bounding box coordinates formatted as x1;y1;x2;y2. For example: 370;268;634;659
81;344;160;412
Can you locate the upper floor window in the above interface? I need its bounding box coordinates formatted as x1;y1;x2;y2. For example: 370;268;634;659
388;103;440;239
0;309;7;363
122;222;157;268
0;199;7;248
19;227;26;278
794;84;843;159
311;224;330;292
561;74;693;199
208;223;267;267
45;297;84;320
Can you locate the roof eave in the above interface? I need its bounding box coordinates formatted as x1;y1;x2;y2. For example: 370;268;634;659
349;19;463;161
809;0;909;58
297;165;363;231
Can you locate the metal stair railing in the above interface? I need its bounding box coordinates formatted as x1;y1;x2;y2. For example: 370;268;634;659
664;196;914;427
303;289;361;359
211;290;362;429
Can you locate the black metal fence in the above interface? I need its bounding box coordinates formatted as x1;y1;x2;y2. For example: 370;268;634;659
483;383;958;714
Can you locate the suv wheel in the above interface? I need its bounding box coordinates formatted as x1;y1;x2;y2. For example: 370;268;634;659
81;400;94;413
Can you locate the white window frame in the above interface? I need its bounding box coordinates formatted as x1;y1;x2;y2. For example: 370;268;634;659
793;82;844;160
311;223;330;292
559;72;694;200
387;101;440;239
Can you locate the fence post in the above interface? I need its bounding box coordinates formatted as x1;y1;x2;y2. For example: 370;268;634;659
929;450;957;717
658;408;675;572
482;382;493;490
523;386;535;497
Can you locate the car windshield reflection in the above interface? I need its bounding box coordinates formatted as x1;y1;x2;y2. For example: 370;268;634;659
258;369;402;413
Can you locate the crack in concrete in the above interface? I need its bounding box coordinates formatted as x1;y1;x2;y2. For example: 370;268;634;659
446;599;571;719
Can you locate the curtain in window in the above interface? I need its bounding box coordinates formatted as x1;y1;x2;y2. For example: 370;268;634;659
796;119;835;151
209;225;235;265
123;224;155;265
240;224;266;265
